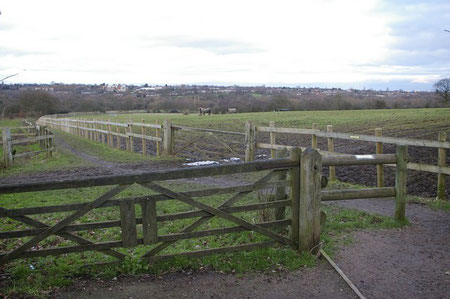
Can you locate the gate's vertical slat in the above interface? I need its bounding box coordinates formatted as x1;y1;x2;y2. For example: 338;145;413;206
120;199;138;247
289;147;301;249
141;198;157;244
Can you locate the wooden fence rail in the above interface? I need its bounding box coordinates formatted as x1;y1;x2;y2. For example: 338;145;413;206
1;125;53;167
253;122;448;200
37;116;447;199
0;147;406;266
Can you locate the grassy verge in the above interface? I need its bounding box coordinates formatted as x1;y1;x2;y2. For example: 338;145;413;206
56;131;180;164
0;177;409;297
407;195;450;211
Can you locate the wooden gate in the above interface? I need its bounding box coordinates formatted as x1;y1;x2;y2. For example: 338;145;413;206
0;147;406;266
0;150;313;266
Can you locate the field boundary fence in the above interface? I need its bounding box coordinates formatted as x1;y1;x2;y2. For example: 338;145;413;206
1;121;53;167
0;147;406;266
37;116;448;199
250;121;448;200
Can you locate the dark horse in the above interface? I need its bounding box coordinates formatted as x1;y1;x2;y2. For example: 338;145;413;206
199;107;211;116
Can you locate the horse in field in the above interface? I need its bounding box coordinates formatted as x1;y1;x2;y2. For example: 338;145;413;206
199;107;211;116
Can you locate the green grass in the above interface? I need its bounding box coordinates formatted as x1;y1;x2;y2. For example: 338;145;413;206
0;177;409;297
407;195;450;211
0;119;24;128
56;130;179;164
78;108;450;136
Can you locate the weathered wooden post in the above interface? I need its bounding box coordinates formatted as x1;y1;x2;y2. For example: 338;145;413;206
312;123;319;149
119;199;138;248
141;198;158;244
108;119;113;147
437;132;446;200
155;120;161;156
126;121;130;151
395;145;408;221
299;147;322;253
47;129;53;158
269;121;276;159
289;147;301;250
327;125;336;181
244;121;255;162
2;128;13;167
116;125;121;149
140;119;146;155
375;128;384;187
163;119;173;155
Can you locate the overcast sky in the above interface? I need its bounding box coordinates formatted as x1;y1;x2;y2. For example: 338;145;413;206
1;0;449;90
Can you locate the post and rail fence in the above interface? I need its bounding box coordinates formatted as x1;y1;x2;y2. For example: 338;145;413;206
1;123;53;167
37;116;448;199
0;146;407;266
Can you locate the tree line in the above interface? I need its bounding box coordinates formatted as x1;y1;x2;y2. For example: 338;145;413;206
0;87;447;119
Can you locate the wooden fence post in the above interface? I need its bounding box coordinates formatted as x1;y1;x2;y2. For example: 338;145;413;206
299;147;322;253
126;121;130;151
47;129;53;158
155;120;160;156
312;123;319;149
270;121;276;159
437;132;446;200
289;147;301;250
245;121;255;162
327;125;335;181
2;128;13;167
395;145;408;221
116;125;121;149
108;119;113;147
163;120;173;155
142;119;147;155
375;128;384;187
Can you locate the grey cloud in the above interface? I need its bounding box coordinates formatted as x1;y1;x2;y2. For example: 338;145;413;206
143;35;263;55
379;0;450;68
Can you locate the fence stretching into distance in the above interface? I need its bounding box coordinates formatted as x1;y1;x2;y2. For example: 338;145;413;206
37;116;448;199
1;122;54;167
0;147;407;265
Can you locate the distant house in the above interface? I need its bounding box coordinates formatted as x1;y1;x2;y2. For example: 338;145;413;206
105;84;127;93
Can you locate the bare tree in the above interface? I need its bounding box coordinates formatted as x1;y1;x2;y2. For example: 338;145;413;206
433;78;450;103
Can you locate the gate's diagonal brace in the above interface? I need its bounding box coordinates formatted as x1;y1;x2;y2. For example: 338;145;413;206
0;184;129;266
208;132;239;157
141;170;282;258
141;182;291;246
173;133;207;155
0;207;126;261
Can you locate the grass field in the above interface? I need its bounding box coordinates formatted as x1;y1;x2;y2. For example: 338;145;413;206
80;108;450;136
